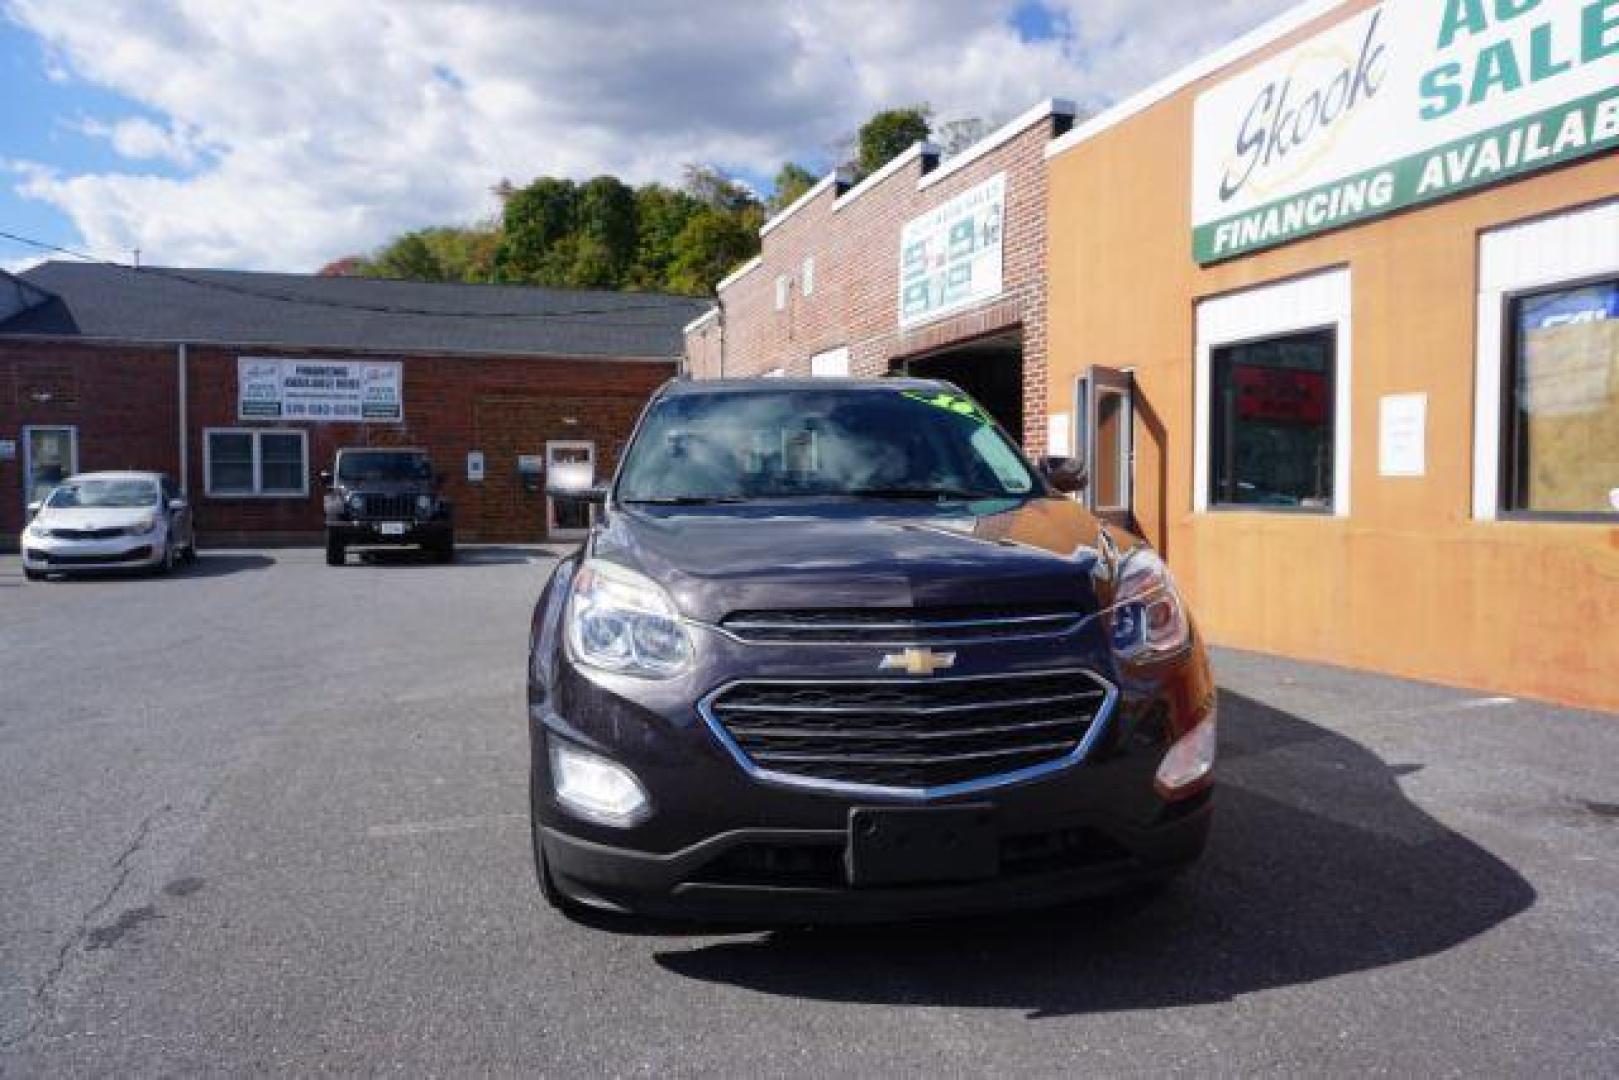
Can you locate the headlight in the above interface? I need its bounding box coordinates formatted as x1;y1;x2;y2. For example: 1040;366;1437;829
126;517;159;536
415;494;434;515
566;560;693;678
347;492;365;513
549;741;651;826
26;521;50;539
1106;548;1190;660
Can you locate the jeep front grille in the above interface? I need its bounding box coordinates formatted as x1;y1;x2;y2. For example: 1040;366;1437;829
356;494;417;519
700;670;1114;796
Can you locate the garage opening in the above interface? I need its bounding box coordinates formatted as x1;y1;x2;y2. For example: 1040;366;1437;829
895;329;1024;443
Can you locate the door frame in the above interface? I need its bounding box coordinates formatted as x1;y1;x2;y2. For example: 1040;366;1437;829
544;439;596;540
1081;367;1135;531
21;424;79;514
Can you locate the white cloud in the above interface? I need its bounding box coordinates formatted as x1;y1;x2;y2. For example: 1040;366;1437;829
3;253;46;275
4;0;1295;272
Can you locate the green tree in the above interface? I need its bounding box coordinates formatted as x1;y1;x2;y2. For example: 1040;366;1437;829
857;106;932;178
495;177;578;284
629;183;703;290
667;208;758;295
570;175;638;288
768;162;819;214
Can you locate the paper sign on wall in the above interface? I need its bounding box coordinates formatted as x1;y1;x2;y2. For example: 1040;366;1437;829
466;451;485;482
0;439;15;461
1047;413;1073;457
1379;393;1427;477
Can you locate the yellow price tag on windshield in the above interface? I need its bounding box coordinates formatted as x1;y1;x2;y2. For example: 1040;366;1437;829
900;390;993;426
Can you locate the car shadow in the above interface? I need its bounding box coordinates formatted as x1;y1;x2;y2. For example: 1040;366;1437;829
351;545;549;568
651;689;1536;1018
28;552;275;582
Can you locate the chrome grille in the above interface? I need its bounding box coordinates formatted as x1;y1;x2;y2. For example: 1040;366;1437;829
49;527;126;540
701;670;1113;795
357;493;417;519
719;606;1085;644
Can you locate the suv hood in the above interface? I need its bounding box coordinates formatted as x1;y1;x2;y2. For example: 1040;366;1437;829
593;498;1128;624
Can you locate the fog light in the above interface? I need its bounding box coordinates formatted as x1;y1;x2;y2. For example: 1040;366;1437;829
1154;709;1217;800
549;741;650;827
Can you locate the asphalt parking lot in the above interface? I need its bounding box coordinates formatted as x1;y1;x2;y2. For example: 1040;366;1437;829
1;546;1615;1076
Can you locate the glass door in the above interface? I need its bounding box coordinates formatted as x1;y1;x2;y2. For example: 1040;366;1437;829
545;441;596;540
1084;367;1134;530
23;425;78;510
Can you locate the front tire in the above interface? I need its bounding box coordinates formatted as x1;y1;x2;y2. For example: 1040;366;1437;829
325;533;345;567
431;534;455;563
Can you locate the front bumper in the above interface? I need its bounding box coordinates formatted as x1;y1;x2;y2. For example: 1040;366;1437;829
326;519;451;546
540;794;1210;923
530;615;1217;923
22;534;165;571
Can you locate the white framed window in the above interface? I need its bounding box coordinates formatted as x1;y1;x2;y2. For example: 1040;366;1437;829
810;346;850;378
1474;199;1619;521
802;256;816;297
775;274;789;311
1194;267;1352;516
204;428;309;497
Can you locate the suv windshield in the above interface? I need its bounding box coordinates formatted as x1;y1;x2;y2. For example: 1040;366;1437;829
337;452;432;483
47;479;158;509
617;387;1038;502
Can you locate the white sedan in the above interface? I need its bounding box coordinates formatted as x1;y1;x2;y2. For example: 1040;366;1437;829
21;471;196;581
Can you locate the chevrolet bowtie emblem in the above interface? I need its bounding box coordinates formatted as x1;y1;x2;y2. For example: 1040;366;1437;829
879;647;957;676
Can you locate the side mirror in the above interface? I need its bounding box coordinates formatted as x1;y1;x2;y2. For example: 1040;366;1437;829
547;483;609;506
25;500;43;520
167;497;188;512
1038;456;1087;495
318;469;333;489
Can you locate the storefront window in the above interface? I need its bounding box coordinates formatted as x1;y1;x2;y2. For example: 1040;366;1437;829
1208;329;1335;510
1503;279;1619;517
205;429;308;497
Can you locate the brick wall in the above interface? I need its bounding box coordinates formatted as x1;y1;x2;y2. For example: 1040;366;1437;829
685;103;1069;452
2;338;671;548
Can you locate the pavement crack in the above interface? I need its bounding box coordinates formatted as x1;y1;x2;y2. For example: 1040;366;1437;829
2;808;163;1050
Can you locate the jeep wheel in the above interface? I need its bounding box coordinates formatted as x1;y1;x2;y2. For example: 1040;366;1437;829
432;535;455;564
325;534;346;567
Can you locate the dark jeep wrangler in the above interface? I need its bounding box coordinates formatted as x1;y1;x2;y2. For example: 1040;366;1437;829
321;447;454;565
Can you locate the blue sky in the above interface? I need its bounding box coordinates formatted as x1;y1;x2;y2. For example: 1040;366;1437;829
0;0;1293;273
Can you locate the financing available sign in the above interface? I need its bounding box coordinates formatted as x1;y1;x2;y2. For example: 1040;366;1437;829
1192;0;1619;264
899;172;1006;328
237;358;403;423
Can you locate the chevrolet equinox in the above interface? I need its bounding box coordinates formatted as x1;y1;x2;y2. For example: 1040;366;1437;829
528;378;1216;923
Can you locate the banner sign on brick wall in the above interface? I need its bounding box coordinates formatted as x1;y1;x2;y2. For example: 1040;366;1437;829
1192;0;1619;264
899;171;1006;328
238;358;403;422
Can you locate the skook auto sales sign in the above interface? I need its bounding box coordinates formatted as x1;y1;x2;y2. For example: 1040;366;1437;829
238;358;403;422
1192;0;1619;263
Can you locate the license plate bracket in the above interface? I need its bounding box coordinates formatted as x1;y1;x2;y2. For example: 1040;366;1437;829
846;805;998;887
378;522;406;536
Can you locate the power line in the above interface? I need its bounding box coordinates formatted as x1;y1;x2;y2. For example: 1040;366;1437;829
0;227;710;325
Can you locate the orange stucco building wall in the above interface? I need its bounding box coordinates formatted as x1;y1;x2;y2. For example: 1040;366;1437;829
1046;1;1619;711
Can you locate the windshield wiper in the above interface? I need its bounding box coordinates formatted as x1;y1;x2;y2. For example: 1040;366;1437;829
623;495;748;505
843;487;1008;501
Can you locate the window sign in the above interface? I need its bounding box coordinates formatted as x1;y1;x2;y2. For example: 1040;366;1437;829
1193;0;1619;263
1504;279;1619;514
899;172;1005;328
1209;329;1337;510
238;358;403;423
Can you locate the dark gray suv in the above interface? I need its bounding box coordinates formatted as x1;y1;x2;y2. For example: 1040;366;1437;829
529;379;1215;924
321;448;454;565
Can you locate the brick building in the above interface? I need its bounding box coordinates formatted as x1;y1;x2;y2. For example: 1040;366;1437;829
685;99;1076;451
1;262;703;547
